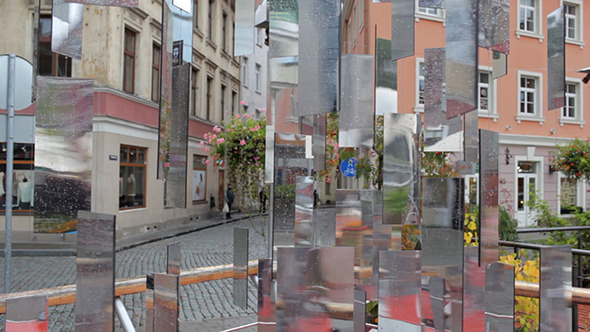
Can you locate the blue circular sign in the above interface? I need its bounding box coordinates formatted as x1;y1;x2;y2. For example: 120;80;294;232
341;157;358;178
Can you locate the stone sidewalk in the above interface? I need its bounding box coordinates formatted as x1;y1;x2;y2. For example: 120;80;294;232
0;213;270;331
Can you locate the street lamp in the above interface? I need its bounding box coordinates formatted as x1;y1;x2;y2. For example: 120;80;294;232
577;66;590;84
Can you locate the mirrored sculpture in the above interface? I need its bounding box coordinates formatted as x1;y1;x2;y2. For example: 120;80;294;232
52;0;83;60
234;227;249;309
235;0;256;56
6;295;48;331
547;6;565;110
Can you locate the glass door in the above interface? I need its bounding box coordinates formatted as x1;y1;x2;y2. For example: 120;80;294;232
516;161;538;227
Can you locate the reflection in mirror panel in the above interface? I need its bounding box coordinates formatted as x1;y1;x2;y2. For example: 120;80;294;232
463;246;485;330
64;0;138;6
336;190;376;299
383;113;421;225
269;0;298;57
6;295;48;331
297;0;339;117
391;0;415;60
52;0;83;59
340;54;374;148
419;0;443;8
478;0;510;54
540;245;572;331
234;228;249;309
480;130;499;266
379;251;421;331
313;114;326;171
235;0;255;56
35;77;93;233
421;178;464;331
295;176;314;247
548;6;565;110
485;262;514;331
153;273;180;332
463;109;478;165
354;289;367;332
427;276;446;331
313;207;336;247
492;51;508;80
277;247;354;331
265;128;275;183
273;133;312;259
376;38;398;115
167;242;181;275
445;0;478;119
258;259;275;328
75;212;115;331
424;48;445;129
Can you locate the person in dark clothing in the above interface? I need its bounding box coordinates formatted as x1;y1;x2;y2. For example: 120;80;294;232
259;188;267;213
225;184;235;219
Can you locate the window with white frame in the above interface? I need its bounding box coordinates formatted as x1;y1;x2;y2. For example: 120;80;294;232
416;60;425;107
564;1;583;43
242;58;248;87
255;63;261;92
419;7;439;15
559;174;585;215
518;74;540;117
416;4;444;21
560;79;584;125
479;71;491;112
519;0;537;32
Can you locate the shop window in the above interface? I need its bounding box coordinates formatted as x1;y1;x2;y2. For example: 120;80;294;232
192;155;207;202
0;143;35;213
119;145;146;209
39;15;71;77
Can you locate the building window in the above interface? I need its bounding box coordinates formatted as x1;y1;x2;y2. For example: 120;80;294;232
38;15;71;77
559;175;584;215
563;83;577;119
222;12;228;52
478;71;491;111
564;1;583;43
208;0;214;40
192;155;207;202
191;67;199;116
221;84;227;121
206;76;213;120
255;63;261;92
1;143;35;212
242;58;248;87
419;7;439;15
123;28;136;94
416;60;425;107
416;5;444;21
151;44;161;102
560;80;584;126
518;0;539;33
256;28;263;46
193;0;199;29
232;90;238;115
119;145;146;209
517;73;543;121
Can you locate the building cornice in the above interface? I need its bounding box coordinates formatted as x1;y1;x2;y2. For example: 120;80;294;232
499;133;577;147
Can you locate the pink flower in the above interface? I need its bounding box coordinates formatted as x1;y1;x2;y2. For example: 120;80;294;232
243;113;250;118
240;139;246;146
259;108;266;113
333;142;339;149
204;133;208;139
164;162;170;167
240;100;247;105
326;176;331;184
255;162;260;166
217;138;225;143
250;127;257;132
235;113;241;118
213;126;221;133
255;125;261;130
205;159;210;164
203;147;210;152
200;141;205;146
254;156;260;161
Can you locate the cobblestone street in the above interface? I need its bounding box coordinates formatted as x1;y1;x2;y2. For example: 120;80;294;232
0;215;270;331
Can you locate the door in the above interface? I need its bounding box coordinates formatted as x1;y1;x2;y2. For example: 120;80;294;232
218;170;225;211
515;161;538;227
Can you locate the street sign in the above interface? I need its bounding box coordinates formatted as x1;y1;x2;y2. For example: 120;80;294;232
341;157;358;177
0;55;33;111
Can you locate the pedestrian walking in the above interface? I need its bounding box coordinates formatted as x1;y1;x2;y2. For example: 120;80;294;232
259;188;267;213
225;184;235;219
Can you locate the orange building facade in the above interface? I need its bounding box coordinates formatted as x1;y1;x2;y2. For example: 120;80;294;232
343;0;590;226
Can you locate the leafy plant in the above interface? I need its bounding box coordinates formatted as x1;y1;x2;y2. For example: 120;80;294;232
500;205;519;241
553;138;590;182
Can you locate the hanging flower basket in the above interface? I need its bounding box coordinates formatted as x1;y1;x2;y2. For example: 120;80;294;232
554;138;590;182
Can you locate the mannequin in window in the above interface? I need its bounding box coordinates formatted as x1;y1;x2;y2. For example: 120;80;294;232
195;174;204;200
127;171;136;205
17;176;33;210
0;171;5;208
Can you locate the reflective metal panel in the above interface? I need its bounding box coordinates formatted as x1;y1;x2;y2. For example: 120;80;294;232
421;178;464;331
485;262;514;332
6;295;48;331
258;259;275;328
378;251;421;331
376;38;398;115
269;0;298;57
428;276;446;331
167;242;181;275
463;109;478;165
52;0;83;59
295;176;314;247
445;0;478;119
34;77;93;233
146;274;155;332
313;206;336;247
391;0;415;60
340;54;374;148
297;0;339;117
313;114;326;171
75;212;116;331
154;273;180;332
547;6;566;110
235;0;255;56
478;0;510;53
265;127;275;183
540;245;572;332
276;247;354;331
159;0;192;208
383;113;421;225
234;227;250;308
479;130;499;266
492;51;507;80
65;0;138;6
463;246;485;331
419;0;443;8
424;48;445;129
354;289;366;332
